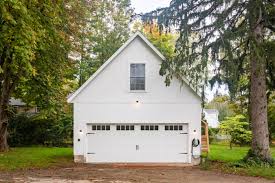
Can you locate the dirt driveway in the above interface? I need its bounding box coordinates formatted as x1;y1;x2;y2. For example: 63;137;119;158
0;164;274;183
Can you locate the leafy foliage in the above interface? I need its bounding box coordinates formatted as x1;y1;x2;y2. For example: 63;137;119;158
242;149;274;167
133;22;177;60
206;95;242;121
268;92;275;140
208;127;219;144
0;0;77;105
0;0;96;150
219;115;252;148
142;0;274;97
78;0;133;85
0;0;85;150
8;114;72;147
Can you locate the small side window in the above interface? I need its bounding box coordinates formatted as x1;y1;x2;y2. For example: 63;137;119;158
130;125;135;130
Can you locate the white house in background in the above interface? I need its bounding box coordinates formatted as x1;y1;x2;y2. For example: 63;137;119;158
68;32;202;164
9;98;39;114
203;109;219;128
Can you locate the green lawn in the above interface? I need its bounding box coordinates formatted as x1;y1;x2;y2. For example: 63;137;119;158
0;147;73;171
209;144;275;162
1;145;275;179
206;144;275;179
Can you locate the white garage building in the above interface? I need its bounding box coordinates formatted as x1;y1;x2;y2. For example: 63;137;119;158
68;32;202;164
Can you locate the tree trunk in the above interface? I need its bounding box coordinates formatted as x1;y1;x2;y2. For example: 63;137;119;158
0;89;10;152
249;17;271;161
0;61;14;152
0;112;9;152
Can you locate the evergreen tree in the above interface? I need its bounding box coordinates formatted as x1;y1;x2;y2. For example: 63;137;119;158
142;0;275;161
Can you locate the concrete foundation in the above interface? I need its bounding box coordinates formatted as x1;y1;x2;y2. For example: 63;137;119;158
74;155;85;163
191;157;201;165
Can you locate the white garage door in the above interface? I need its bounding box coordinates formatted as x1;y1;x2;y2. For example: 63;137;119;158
86;124;189;163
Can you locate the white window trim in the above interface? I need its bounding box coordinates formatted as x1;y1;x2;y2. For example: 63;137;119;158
128;62;147;93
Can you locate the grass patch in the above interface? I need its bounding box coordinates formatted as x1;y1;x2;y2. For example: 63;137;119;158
0;147;73;171
204;144;275;179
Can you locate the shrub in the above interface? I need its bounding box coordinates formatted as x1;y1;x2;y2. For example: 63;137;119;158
8;114;72;147
268;93;275;141
219;115;252;148
208;128;219;144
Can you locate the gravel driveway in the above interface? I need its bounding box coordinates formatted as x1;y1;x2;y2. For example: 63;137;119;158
0;164;274;183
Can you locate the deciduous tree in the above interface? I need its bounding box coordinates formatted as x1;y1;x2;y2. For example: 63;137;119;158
79;0;133;85
0;0;86;151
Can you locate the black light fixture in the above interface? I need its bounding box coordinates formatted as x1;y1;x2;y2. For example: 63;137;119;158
136;100;139;103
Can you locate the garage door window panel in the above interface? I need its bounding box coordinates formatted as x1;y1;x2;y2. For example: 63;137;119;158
165;125;184;131
91;125;110;131
141;125;159;131
106;126;110;130
116;125;135;131
130;125;134;130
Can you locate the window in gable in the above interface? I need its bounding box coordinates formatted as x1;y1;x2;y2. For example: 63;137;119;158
130;64;145;90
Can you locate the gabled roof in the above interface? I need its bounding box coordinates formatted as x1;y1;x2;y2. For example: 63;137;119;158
203;109;219;114
9;98;26;106
68;31;201;103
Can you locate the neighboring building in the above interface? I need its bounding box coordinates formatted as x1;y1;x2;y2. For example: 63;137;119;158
203;109;219;128
9;98;39;114
68;32;202;164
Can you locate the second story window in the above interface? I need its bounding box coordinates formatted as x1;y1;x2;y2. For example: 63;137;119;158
130;64;145;90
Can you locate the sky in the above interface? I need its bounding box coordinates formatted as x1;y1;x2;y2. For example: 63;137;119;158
131;0;229;101
131;0;170;14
